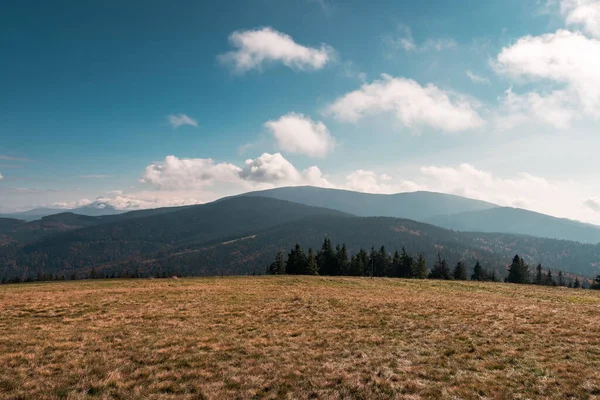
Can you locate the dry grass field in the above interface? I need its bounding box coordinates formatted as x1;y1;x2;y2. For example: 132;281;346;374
1;276;600;400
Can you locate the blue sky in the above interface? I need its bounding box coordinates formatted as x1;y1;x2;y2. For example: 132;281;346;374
2;0;600;223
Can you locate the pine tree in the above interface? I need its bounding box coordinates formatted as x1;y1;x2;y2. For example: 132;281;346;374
412;253;427;279
376;246;390;277
392;250;402;278
471;260;484;281
317;238;336;276
348;255;364;276
429;253;451;280
546;270;556;286
453;261;468;280
507;255;529;284
399;247;414;278
535;264;543;285
368;247;377;277
267;251;286;275
558;271;565;287
336;244;349;276
574;277;581;288
305;248;319;275
89;267;98;280
591;275;600;290
286;244;307;275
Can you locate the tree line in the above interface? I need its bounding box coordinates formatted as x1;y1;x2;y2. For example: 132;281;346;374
266;238;600;289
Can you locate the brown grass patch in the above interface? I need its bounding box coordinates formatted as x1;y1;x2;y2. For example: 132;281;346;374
1;277;600;399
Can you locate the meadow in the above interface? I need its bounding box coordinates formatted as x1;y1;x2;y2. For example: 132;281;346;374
1;276;600;399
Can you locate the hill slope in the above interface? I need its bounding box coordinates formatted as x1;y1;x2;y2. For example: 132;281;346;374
242;186;498;220
426;207;600;244
243;186;600;243
3;196;599;281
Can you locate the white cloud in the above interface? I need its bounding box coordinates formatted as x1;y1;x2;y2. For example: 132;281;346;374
53;199;93;209
494;87;575;130
466;70;490;84
344;170;423;194
264;113;335;158
326;74;484;133
168;114;198;128
560;0;600;38
218;27;334;73
386;25;456;52
140;156;242;190
584;198;600;212
494;29;600;127
240;153;333;187
0;173;3;181
140;153;333;192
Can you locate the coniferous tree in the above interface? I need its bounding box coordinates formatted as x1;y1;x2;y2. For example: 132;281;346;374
356;249;369;277
336;244;349;276
317;238;336;276
574;277;581;288
546;270;556;286
453;261;468;280
305;248;319;275
368;247;377;277
558;271;565;287
429;253;451;280
399;247;414;278
535;264;544;285
413;253;428;279
267;251;286;275
392;250;402;278
507;255;529;284
471;260;484;281
89;267;98;280
376;246;390;277
286;244;307;275
348;255;364;276
591;275;600;290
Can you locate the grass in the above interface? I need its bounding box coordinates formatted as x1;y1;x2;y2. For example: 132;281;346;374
1;276;600;399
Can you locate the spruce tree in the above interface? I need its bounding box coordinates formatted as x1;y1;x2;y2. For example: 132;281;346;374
286;244;307;275
356;249;369;276
267;251;286;275
336;244;349;276
348;255;364;276
574;277;581;288
429;253;451;280
377;246;390;277
507;255;529;284
399;247;414;278
471;260;484;281
546;270;556;286
453;261;468;280
535;264;543;285
591;275;600;290
317;238;336;276
305;248;319;275
558;271;565;287
413;253;428;279
392;250;402;278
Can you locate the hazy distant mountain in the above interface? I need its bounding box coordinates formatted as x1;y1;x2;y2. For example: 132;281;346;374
0;204;124;221
242;186;498;220
426;207;600;244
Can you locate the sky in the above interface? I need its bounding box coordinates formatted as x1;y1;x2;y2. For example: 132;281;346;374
2;0;600;223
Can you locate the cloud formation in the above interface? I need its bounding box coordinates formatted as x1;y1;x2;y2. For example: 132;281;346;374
386;25;457;52
466;70;490;84
168;114;198;128
495;30;600;128
584;198;600;212
326;74;484;132
0;173;3;181
140;153;333;191
264;113;335;158
218;27;334;73
560;0;600;38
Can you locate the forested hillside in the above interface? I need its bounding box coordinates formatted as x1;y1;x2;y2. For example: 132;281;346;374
2;196;599;282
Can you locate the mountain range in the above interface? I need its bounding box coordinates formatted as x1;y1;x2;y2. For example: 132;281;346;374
1;190;600;282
